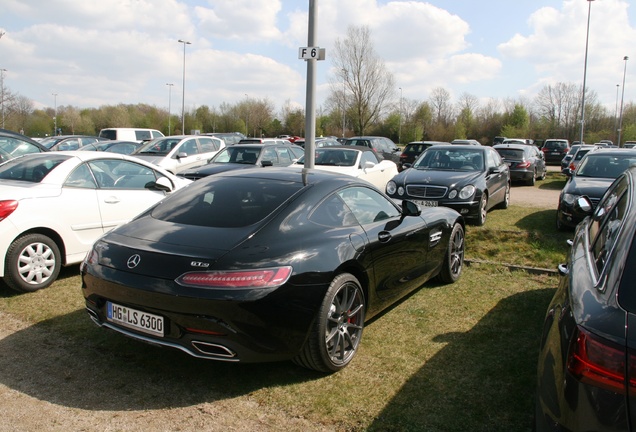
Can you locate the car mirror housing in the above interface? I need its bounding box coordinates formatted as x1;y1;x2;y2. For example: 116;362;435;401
261;160;273;167
401;200;421;217
150;176;174;192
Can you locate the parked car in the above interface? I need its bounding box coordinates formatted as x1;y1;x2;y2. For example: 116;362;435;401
291;145;399;190
450;139;481;146
98;128;164;143
237;138;291;145
132;135;225;174
38;135;108;151
493;136;506;145
344;136;401;168
80;167;465;372
556;148;636;230
77;140;143;155
0;129;49;163
560;144;583;170
494;142;546;185
202;132;246;146
0;151;191;292
399;141;450;170
562;144;602;173
179;141;304;180
624;141;636;149
386;145;510;226
294;137;340;148
541;139;570;165
502;138;534;146
536;166;636;431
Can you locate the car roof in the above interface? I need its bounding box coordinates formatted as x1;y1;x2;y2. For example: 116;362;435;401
493;143;533;151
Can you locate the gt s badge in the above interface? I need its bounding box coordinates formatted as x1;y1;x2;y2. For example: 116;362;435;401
191;261;210;268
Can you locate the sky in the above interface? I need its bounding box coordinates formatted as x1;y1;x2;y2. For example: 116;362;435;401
0;0;634;117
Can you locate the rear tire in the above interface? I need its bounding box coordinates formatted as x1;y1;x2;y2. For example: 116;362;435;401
293;273;365;373
437;222;464;284
4;234;61;292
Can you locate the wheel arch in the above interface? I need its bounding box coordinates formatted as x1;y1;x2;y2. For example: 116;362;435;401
10;228;67;266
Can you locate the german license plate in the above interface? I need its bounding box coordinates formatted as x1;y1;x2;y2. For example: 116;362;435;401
415;200;438;207
107;302;164;337
551;152;560;155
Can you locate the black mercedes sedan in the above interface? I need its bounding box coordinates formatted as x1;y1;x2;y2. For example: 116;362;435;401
556;149;636;230
536;166;636;431
493;142;546;186
81;168;465;373
386;145;510;226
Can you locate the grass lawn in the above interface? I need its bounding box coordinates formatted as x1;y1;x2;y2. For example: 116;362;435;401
0;203;568;431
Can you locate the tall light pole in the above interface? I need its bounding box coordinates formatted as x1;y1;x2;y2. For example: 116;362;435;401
617;56;629;147
1;68;6;129
398;87;403;145
579;0;595;144
52;93;58;135
166;83;174;135
178;39;191;134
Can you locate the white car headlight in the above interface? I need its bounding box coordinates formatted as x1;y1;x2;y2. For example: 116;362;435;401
458;185;476;200
386;181;397;195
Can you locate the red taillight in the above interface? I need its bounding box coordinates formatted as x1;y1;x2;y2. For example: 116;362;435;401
567;326;629;394
516;161;531;169
569;162;576;171
176;266;293;289
0;200;18;221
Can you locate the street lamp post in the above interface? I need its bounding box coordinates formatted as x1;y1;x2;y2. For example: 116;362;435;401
166;83;174;135
398;87;403;145
618;56;629;147
579;0;595;144
178;39;191;134
1;68;7;129
614;84;620;144
52;93;58;135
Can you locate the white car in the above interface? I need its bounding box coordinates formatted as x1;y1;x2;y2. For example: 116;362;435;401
292;145;399;190
0;151;191;292
132;135;225;174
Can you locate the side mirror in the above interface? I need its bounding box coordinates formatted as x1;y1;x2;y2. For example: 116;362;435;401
177;152;188;159
261;160;273;167
362;161;375;170
148;176;174;192
561;168;572;177
573;196;593;215
401;200;421;217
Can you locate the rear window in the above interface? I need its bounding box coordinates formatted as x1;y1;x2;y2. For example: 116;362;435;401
151;176;304;228
135;130;153;141
495;148;524;159
99;130;116;140
544;141;567;150
0;153;70;182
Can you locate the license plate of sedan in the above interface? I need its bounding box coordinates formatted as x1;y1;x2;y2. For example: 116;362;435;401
551;152;560;155
107;302;164;337
415;200;438;207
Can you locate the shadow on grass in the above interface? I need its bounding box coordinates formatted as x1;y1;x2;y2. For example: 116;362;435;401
0;308;322;411
367;288;555;432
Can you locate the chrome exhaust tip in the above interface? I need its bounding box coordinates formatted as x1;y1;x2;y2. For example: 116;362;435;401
191;341;237;358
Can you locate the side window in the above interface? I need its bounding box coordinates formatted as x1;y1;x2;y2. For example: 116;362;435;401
261;147;278;163
309;194;357;227
181;139;199;155
360;151;378;166
64;164;97;189
136;130;152;141
338;186;400;225
589;176;628;277
276;148;292;165
88;160;159;190
199;138;219;152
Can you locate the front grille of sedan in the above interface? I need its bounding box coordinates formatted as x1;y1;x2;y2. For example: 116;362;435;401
406;185;447;199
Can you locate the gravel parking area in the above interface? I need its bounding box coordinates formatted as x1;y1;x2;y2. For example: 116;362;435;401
510;166;561;209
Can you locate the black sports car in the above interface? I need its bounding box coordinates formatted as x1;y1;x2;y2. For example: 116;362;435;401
386;145;510;226
81;168;465;373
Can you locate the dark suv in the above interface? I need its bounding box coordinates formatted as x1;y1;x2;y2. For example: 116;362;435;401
398;141;449;169
541;139;570;165
344;136;401;168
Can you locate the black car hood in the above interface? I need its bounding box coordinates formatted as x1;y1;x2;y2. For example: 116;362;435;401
97;214;257;280
400;168;483;186
564;176;614;199
182;163;254;176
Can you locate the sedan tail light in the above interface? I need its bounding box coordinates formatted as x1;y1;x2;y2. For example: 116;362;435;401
516;161;531;169
567;326;636;394
176;266;293;289
0;200;18;221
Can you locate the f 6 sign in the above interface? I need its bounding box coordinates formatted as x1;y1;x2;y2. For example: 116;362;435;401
298;47;326;60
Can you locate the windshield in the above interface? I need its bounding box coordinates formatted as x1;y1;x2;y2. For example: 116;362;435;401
414;149;484;171
210;146;261;164
576;155;636;179
296;148;358;167
136;138;181;155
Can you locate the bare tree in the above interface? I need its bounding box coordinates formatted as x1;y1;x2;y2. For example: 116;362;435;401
330;25;396;135
429;87;453;126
